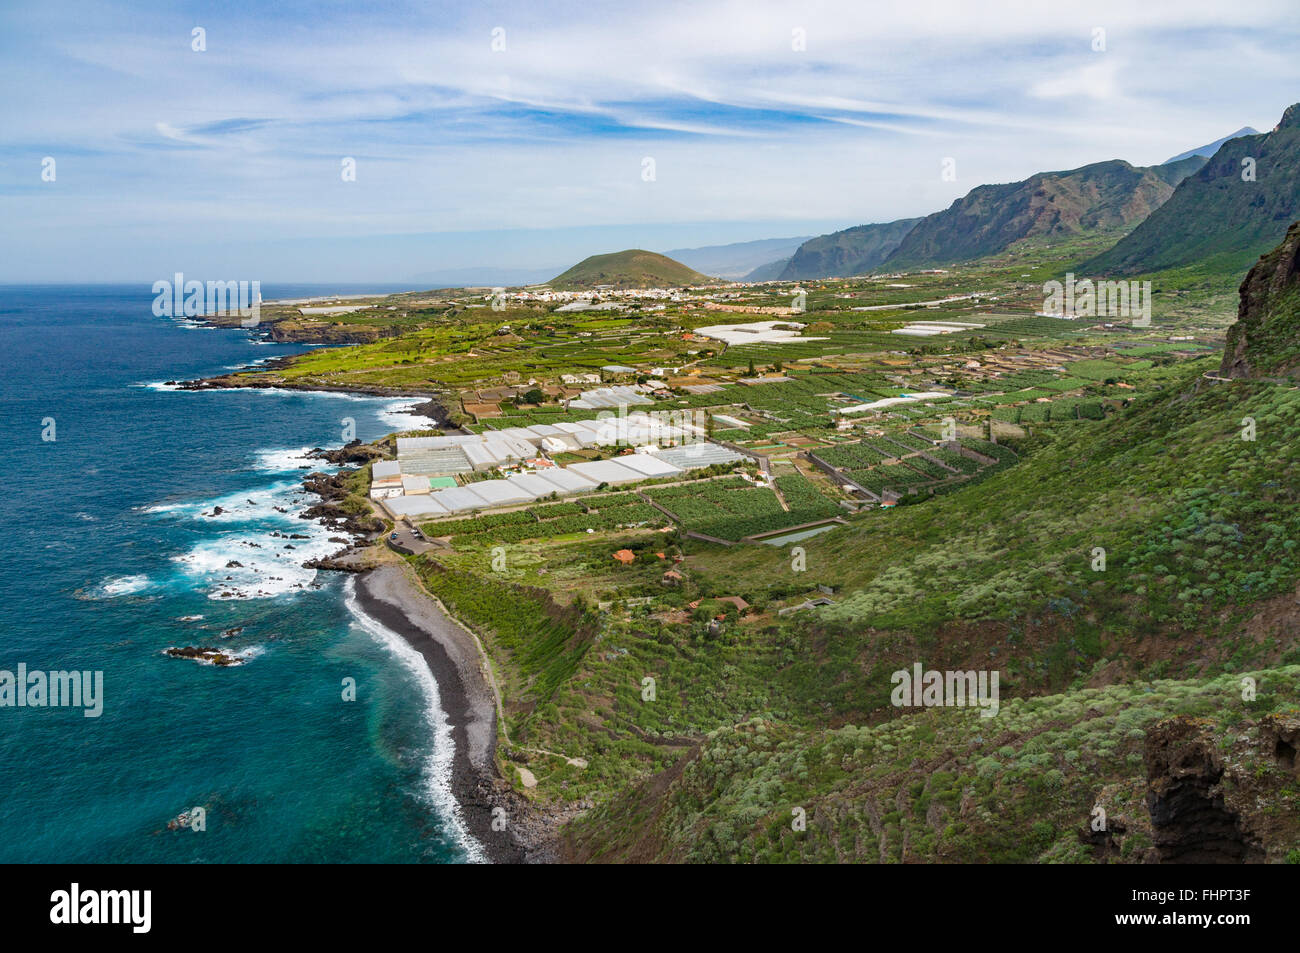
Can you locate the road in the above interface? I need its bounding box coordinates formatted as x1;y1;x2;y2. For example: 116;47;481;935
386;520;439;555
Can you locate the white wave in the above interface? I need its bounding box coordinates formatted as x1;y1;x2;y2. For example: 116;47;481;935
137;381;183;391
253;447;323;472
151;476;350;599
145;382;429;436
171;521;343;601
139;500;188;515
101;574;152;596
171;529;336;600
344;580;486;863
147;479;307;521
222;356;275;370
379;398;434;432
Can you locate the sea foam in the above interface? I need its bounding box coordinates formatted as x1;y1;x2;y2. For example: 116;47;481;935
344;580;486;864
101;575;153;596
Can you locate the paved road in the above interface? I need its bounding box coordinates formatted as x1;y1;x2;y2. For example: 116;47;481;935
386;521;439;556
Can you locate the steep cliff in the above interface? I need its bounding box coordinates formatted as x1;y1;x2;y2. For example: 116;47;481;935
1220;219;1300;378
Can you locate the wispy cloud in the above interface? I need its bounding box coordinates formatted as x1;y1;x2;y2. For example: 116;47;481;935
2;0;1297;280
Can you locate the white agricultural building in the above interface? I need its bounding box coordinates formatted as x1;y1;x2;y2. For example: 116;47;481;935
369;459;404;499
378;415;741;521
568;385;653;410
838;392;950;414
566;458;648;486
693;320;826;346
890;321;985;337
400;474;431;495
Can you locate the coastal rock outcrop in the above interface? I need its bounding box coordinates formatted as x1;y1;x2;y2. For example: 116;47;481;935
309;439;387;465
299;471;384;536
164;646;246;666
302;554;366;573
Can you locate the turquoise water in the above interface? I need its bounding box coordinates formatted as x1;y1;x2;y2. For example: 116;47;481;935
0;285;479;862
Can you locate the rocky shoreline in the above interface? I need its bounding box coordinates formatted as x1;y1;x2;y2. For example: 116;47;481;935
183;368;549;862
171;369;455;429
162;335;457;430
297;464;564;861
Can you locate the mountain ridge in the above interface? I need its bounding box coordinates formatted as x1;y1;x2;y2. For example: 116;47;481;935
881;156;1206;270
665;237;812;279
1083;103;1300;276
1164;126;1260;164
778;219;921;280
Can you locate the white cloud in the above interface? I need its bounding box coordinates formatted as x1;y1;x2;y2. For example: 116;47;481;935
1029;59;1122;102
2;0;1298;279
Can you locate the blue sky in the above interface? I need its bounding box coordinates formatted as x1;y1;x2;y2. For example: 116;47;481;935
1;0;1297;282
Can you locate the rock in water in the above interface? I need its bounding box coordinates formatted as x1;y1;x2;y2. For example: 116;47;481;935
164;646;245;666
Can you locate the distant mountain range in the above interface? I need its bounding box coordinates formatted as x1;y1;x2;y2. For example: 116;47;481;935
548;249;712;289
727;123;1285;283
549;113;1298;287
1083;104;1300;276
665;236;811;279
743;257;792;282
1164;127;1259;164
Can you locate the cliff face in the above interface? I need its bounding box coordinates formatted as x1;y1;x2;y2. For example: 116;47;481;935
1220;219;1300;378
1143;713;1300;863
778;218;920;279
882;158;1202;270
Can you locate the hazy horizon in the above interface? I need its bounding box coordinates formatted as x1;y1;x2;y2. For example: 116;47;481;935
3;0;1297;282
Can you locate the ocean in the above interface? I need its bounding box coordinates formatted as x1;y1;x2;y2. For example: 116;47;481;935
0;284;481;863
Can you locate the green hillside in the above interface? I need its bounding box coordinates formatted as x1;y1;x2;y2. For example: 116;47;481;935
778;218;920;280
548;249;714;290
567;670;1300;863
883;157;1205;270
265;205;1300;865
1083;104;1300;277
556;224;1300;862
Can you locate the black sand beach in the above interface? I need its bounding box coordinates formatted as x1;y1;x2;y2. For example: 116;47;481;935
354;565;531;863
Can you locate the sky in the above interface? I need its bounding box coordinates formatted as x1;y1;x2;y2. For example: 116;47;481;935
1;0;1297;283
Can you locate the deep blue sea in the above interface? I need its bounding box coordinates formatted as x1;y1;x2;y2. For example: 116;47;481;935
0;284;481;863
